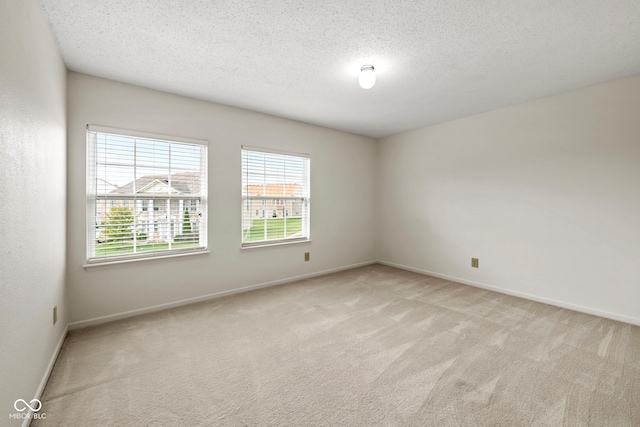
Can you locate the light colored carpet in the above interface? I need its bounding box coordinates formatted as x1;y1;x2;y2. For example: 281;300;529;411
34;264;640;426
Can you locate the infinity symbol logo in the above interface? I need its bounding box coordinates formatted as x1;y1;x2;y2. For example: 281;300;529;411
14;399;42;412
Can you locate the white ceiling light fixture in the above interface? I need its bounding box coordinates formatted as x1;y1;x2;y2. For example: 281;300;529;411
359;65;376;89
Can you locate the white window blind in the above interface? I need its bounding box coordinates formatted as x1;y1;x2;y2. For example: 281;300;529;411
241;146;310;247
86;125;207;264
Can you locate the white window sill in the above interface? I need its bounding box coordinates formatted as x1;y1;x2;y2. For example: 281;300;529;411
83;249;209;268
241;239;312;250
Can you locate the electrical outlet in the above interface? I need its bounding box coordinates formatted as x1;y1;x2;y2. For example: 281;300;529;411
304;252;310;262
53;306;57;325
471;258;479;268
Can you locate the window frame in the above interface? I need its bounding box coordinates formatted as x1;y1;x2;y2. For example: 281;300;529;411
85;125;208;266
241;146;310;249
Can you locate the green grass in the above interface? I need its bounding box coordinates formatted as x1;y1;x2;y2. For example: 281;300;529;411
95;241;200;257
95;217;303;255
243;217;302;242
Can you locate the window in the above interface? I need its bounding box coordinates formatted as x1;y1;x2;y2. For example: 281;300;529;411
241;146;310;247
86;125;207;264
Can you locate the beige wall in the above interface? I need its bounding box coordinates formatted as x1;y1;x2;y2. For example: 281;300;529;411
377;73;640;325
67;72;377;325
0;0;67;422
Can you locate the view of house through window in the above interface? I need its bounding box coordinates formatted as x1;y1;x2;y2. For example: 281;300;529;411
86;125;207;263
241;147;310;247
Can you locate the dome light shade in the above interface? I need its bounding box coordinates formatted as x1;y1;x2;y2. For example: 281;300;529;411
359;65;376;89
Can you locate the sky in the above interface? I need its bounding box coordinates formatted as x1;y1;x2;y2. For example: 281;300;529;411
95;133;203;191
93;132;309;195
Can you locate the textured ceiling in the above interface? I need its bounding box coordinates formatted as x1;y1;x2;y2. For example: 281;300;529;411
39;0;640;138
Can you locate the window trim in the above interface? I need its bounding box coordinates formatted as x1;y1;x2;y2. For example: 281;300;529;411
86;125;208;265
83;249;210;268
241;146;310;249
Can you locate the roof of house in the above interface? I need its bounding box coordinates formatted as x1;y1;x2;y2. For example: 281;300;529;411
96;178;119;192
109;172;201;195
244;183;300;197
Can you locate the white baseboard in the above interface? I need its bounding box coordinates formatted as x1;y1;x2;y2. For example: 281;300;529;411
68;260;377;330
23;325;68;427
377;260;640;327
